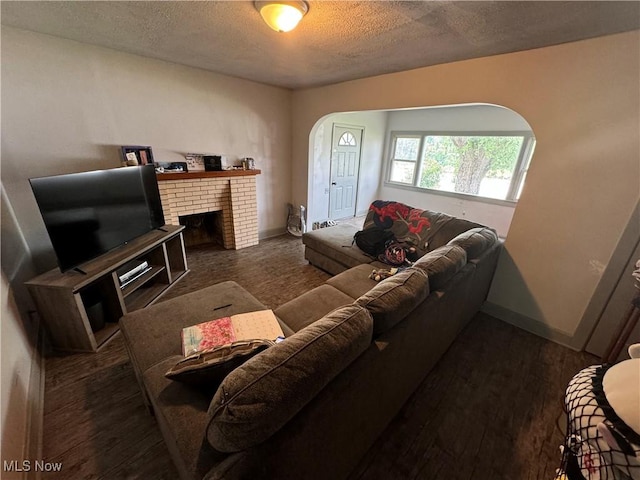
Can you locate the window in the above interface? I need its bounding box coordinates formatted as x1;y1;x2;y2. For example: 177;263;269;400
338;132;357;146
389;135;421;184
386;132;535;202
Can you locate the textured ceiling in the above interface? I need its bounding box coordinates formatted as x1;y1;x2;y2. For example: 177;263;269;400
2;1;639;89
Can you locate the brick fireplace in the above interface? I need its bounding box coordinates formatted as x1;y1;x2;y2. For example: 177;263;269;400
156;170;260;249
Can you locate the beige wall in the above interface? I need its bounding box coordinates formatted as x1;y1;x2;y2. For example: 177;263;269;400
1;27;292;272
292;31;640;345
1;273;34;478
1;185;41;475
1;27;292;461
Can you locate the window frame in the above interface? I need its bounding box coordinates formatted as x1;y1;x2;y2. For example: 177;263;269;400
387;133;424;185
384;130;536;205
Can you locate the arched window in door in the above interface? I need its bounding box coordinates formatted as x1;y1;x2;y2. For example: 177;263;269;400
338;132;357;146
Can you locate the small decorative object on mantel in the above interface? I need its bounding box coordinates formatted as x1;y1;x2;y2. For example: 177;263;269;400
121;145;154;167
154;162;188;174
186;153;237;172
242;157;255;170
185;153;206;172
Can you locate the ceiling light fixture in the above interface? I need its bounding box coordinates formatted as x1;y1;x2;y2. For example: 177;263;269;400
255;1;308;33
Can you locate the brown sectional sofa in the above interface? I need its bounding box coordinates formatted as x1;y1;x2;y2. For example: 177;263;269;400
119;201;502;480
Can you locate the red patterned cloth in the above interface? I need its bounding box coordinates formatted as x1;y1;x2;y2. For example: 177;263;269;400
363;201;431;254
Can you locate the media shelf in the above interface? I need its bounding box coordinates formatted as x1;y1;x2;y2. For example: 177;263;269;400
25;225;188;353
121;265;167;311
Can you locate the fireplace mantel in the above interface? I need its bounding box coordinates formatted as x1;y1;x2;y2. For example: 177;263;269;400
156;171;260;250
156;169;260;181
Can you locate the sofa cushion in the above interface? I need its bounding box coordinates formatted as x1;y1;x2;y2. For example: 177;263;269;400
326;264;379;299
355;267;429;336
302;224;372;268
165;339;275;393
206;304;374;452
421;212;484;251
413;245;468;290
142;358;218;479
274;284;354;333
447;227;498;261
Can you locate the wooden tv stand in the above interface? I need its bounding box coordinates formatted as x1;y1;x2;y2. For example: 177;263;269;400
26;225;188;353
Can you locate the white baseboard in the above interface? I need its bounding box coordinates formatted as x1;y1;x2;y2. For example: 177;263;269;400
259;227;287;240
481;301;580;350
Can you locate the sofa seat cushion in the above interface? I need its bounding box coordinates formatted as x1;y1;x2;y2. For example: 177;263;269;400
119;281;267;375
143;357;225;479
368;260;390;270
447;227;499;261
206;305;374;452
302;224;372;268
355;267;429;336
326;264;379;299
274;284;354;333
413;245;468;290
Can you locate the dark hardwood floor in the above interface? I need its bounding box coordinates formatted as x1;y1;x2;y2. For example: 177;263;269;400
41;233;596;479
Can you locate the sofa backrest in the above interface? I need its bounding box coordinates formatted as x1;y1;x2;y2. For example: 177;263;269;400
447;227;499;262
355;267;429;336
412;227;499;290
412;245;467;290
206;304;373;452
420;211;485;252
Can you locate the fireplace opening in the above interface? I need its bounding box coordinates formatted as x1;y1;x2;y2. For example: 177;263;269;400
179;212;223;248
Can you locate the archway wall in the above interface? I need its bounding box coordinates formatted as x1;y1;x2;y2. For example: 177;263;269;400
309;104;530;236
292;31;640;346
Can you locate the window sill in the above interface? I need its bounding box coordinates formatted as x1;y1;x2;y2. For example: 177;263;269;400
383;182;518;208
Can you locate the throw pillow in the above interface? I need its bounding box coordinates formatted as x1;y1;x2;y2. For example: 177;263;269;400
447;227;498;261
355;267;429;335
206;304;374;452
413;245;467;290
165;339;275;392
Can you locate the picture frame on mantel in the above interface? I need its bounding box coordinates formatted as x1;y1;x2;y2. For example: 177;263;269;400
121;146;154;166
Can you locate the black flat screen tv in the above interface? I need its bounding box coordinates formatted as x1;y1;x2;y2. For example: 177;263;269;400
30;165;165;272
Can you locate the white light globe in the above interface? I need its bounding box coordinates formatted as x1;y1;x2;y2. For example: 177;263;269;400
259;3;304;32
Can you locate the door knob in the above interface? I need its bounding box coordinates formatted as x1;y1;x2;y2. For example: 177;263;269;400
331;182;337;186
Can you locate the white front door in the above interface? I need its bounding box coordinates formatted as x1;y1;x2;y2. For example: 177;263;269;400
329;125;362;220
